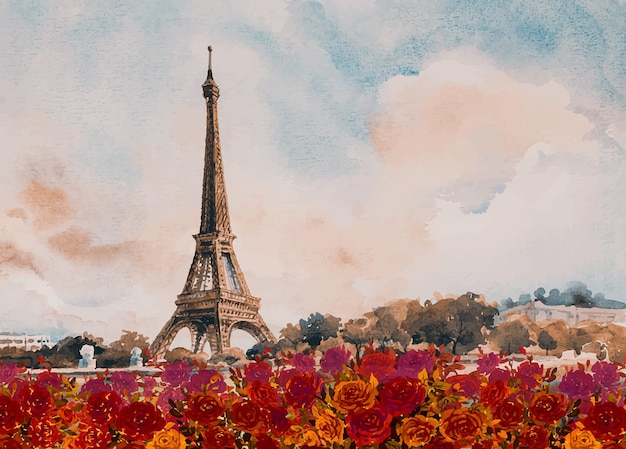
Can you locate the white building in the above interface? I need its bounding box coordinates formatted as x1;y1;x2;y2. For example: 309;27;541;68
0;334;52;351
496;301;626;325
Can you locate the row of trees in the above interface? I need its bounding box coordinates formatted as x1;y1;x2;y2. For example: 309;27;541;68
249;292;626;363
250;292;499;357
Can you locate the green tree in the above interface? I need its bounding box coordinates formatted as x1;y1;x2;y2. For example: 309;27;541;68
299;313;341;350
537;330;557;356
488;321;533;354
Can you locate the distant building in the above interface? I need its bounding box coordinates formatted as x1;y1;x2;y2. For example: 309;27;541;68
0;334;52;351
496;301;626;325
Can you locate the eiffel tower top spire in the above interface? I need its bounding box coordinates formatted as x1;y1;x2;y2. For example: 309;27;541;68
200;46;232;235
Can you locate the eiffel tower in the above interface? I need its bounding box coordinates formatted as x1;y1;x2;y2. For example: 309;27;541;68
151;47;276;359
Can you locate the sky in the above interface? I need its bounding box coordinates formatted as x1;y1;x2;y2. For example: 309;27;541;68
1;1;626;346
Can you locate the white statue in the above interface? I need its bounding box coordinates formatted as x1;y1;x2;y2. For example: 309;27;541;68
78;344;96;369
129;347;143;367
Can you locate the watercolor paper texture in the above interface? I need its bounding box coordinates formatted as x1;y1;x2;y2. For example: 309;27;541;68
1;2;626;348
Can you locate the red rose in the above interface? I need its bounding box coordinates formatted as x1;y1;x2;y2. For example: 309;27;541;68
440;408;486;444
246;381;282;408
359;352;396;381
472;441;493;449
0;396;23;433
85;390;122;425
480;380;508;408
379;376;425;416
230;400;266;434
27;416;62;448
518;425;550;449
602;443;626;449
0;436;26;449
447;374;481;399
75;423;112;449
529;392;567;423
185;392;224;425
584;401;626;440
19;384;52;417
284;371;321;408
493;398;524;430
346;405;392;447
202;426;235;449
117;401;165;440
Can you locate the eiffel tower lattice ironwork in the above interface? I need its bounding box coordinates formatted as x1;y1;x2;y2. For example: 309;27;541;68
151;47;276;359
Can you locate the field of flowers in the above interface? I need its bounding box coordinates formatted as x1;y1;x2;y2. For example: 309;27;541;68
0;344;625;448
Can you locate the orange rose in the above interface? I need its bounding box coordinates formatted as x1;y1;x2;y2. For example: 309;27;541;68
564;428;601;449
529;392;567;424
146;427;187;449
440;408;486;444
230;400;266;434
332;380;377;413
315;408;344;444
398;415;438;447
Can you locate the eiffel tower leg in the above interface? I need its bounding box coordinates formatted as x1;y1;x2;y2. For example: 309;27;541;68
151;315;185;360
193;330;204;353
220;322;232;351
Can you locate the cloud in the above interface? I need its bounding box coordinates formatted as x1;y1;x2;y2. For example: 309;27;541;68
370;51;596;212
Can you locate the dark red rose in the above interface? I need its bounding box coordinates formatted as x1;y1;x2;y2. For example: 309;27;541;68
559;369;596;400
529;392;567;423
423;437;459;449
230;400;266;434
19;384;52;418
185;392;224;425
85;390;122;425
267;407;291;435
35;371;62;390
116;401;165;440
0;435;26;449
518;425;550;449
202;426;235;449
0;396;23;433
284;371;322;408
246;381;282;408
254;434;280;449
379;376;425;416
472;441;494;449
359;352;396;381
480;380;508;408
346;405;392;447
493;398;524;430
27;416;62;448
160;361;192;386
584;401;626;440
